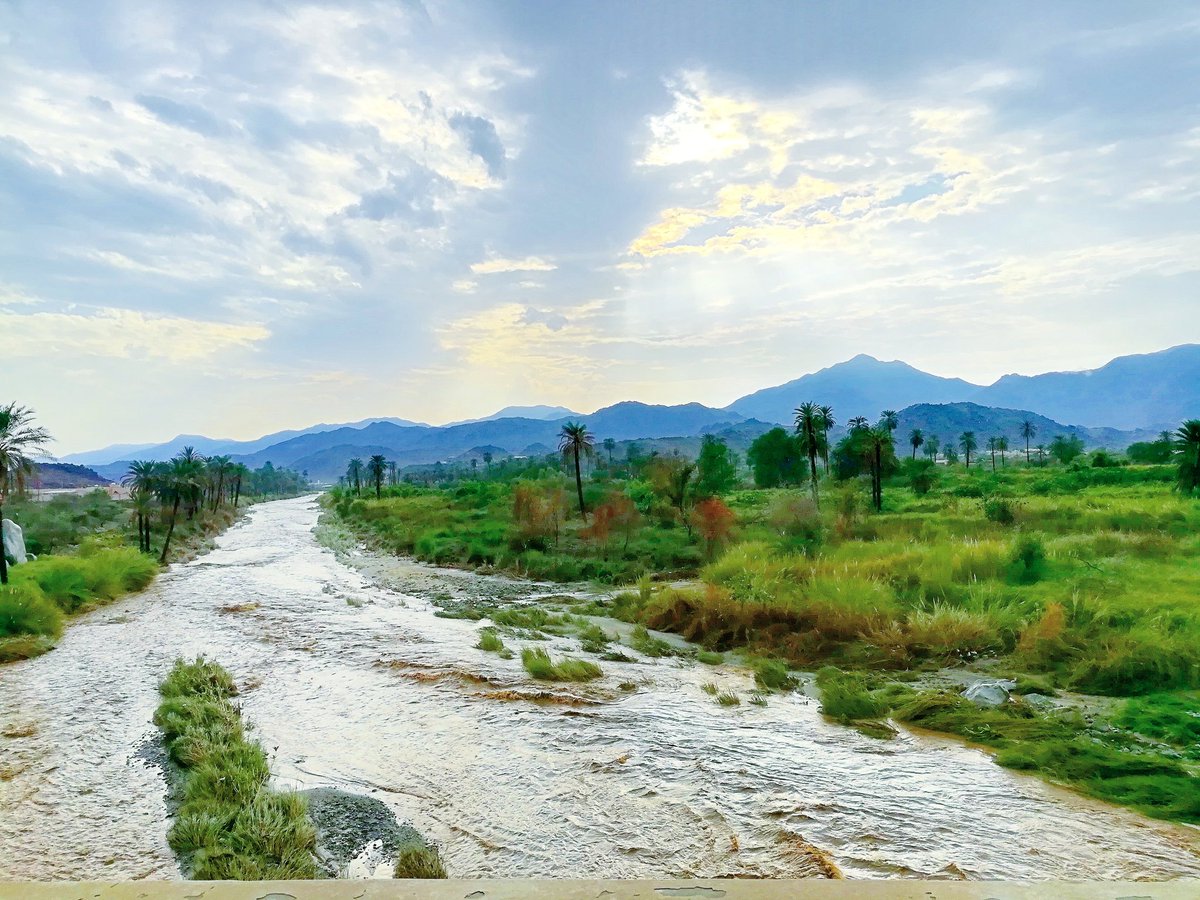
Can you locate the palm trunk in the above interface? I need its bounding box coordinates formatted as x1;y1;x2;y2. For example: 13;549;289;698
573;448;587;522
234;477;242;509
159;497;181;564
1025;439;1031;463
0;500;7;585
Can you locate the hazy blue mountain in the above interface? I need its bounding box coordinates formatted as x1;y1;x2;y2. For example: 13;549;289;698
62;417;428;467
893;403;1155;456
726;355;980;425
444;405;579;426
973;344;1200;430
32;462;109;489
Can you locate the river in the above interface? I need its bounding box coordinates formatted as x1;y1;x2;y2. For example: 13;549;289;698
2;495;1199;881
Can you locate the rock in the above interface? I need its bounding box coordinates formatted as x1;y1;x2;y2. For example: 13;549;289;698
963;681;1010;707
1021;693;1057;710
299;787;430;878
2;519;28;565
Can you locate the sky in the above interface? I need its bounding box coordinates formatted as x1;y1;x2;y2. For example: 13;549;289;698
3;1;1199;455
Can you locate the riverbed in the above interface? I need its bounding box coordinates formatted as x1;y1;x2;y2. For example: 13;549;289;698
2;495;1198;881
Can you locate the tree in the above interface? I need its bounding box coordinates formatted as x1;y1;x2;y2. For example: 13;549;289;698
691;497;735;560
367;454;388;499
923;434;940;461
559;422;594;521
346;458;364;495
695;434;738;497
1049;434;1085;464
959;431;978;469
647;455;696;536
388;461;398;486
997;436;1009;467
207;455;233;510
123;460;160;553
746;428;804;488
158;459;188;563
584;492;641;558
603;437;617;468
482;451;493;477
818;405;835;472
794;402;824;507
1175;420;1200;495
848;416;870;431
175;446;206;520
866;426;893;512
943;443;959;464
987;437;999;473
0;404;52;584
908;428;924;460
879;410;899;434
1020;420;1037;463
1127;437;1174;464
232;463;249;507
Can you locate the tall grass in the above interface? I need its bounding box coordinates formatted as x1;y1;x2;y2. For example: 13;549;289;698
155;658;319;880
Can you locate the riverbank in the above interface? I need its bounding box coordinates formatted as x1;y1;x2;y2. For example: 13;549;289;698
0;502;252;664
4;497;1199;882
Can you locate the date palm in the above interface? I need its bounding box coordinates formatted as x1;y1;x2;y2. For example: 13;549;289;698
959;431;977;468
559;422;594;521
123;460;160;552
866;426;892;512
367;454;388;499
346;458;364;495
1176;420;1200;495
794;402;823;507
1020;420;1037;463
0;403;52;584
987;436;999;472
879;410;899;434
157;459;189;563
818;405;835;471
848;416;870;431
908;428;924;460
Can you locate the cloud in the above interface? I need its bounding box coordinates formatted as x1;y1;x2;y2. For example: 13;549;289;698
469;255;557;274
135;94;232;138
449;112;506;179
0;307;269;360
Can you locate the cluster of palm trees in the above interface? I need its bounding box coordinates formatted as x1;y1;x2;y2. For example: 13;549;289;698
343;455;398;499
124;449;250;563
1;403;52;584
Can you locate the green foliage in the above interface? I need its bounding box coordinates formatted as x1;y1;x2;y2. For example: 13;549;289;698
1049;434;1086;464
694;435;739;497
752;658;795;690
983;497;1017;525
628;624;674;658
696;650;724;665
520;647;602;682
1115;693;1200;748
155;657;318;879
746;428;804;488
394;845;448;879
475;627;505;653
903;458;937;495
714;691;740;706
0;582;63;662
815;667;888;720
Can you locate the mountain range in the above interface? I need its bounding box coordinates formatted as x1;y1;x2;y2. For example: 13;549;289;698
66;344;1198;482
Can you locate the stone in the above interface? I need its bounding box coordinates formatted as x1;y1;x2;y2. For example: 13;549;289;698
2;518;28;565
963;681;1010;707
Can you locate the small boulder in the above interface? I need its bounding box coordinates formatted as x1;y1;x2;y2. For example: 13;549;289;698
2;519;28;565
963;681;1010;707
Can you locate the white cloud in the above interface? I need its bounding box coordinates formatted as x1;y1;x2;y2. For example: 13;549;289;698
469;255;557;274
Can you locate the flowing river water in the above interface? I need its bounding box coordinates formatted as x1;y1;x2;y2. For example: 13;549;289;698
2;495;1199;882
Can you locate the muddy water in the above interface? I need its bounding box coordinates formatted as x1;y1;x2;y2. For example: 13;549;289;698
2;496;1199;882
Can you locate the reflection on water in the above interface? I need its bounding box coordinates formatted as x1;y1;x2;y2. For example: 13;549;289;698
2;496;1199;881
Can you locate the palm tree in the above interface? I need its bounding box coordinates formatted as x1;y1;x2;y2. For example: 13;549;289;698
987;436;999;472
866;426;892;512
123;460;161;553
924;434;941;461
0;404;52;584
482;451;493;478
157;459;188;563
848;416;870;431
959;431;977;469
794;402;823;507
997;436;1009;467
559;422;595;521
879;410;899;434
1176;420;1200;495
232;463;249;507
388;461;398;486
908;428;924;459
173;446;205;519
603;437;616;467
367;454;388;499
207;455;233;510
346;458;364;495
818;405;835;472
1035;444;1046;463
1020;420;1037;463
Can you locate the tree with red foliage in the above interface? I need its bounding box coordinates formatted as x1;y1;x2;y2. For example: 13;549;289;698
691;497;735;560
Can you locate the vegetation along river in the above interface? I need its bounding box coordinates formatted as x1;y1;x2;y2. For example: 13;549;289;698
2;496;1199;881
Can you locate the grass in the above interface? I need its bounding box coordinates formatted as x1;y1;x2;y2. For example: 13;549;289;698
394;845;448;879
628;624;674;658
815;667;889;721
752;658;796;690
696;650;724;665
715;691;740;706
155;657;319;879
475;627;505;653
520;648;603;682
1115;693;1200;751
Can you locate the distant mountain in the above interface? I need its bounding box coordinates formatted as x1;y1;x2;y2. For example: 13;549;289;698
444;405;580;426
32;462;109;489
727;345;1199;431
973;344;1200;430
893;403;1156;454
62;417;428;467
726;355;980;425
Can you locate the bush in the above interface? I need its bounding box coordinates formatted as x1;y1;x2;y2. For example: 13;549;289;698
394;845;448;878
0;583;63;639
983;498;1017;526
753;658;795;690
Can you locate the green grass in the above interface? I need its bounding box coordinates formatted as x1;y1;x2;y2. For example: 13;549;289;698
815;667;888;721
155;658;319;880
394;845;448;878
475;627;505;653
752;658;796;690
715;691;740;706
629;624;674;658
520;648;603;682
1115;693;1200;750
696;650;724;665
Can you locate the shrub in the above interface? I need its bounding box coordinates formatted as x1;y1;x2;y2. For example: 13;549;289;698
983;498;1017;526
0;583;63;638
394;845;448;878
1007;534;1047;584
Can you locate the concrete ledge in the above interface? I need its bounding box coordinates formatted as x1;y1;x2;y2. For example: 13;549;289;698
1;882;1197;900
